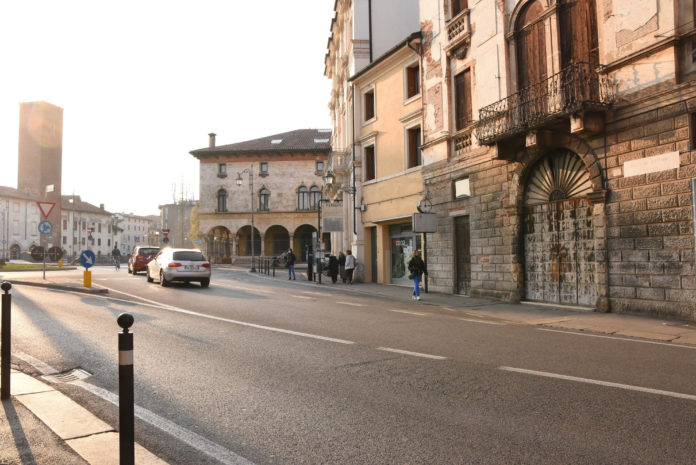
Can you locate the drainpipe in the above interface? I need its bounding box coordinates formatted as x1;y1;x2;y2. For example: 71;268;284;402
368;0;373;62
352;83;357;236
691;179;696;263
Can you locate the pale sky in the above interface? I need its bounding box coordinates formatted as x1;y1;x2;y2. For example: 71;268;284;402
0;1;334;216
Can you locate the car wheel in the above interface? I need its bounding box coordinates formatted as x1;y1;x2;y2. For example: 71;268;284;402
160;271;169;287
146;269;154;283
127;265;132;274
200;279;210;288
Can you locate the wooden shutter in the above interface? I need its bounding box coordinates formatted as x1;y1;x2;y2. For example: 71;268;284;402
452;0;468;16
364;91;375;121
365;146;375;180
455;69;472;130
515;1;546;89
559;0;598;68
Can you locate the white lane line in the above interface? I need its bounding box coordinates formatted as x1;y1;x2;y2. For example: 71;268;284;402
336;301;365;307
69;285;355;345
13;351;253;465
458;318;504;326
215;283;275;294
301;291;332;297
290;295;313;300
377;347;447;360
499;366;696;402
538;328;696;350
72;381;254;465
390;309;428;316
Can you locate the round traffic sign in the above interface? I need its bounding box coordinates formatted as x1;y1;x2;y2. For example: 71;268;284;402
31;246;45;262
80;250;96;269
47;246;63;261
38;220;53;236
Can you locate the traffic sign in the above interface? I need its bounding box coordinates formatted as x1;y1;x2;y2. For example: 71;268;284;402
36;201;56;219
31;246;44;262
38;220;53;236
47;246;63;261
80;250;96;269
162;229;170;237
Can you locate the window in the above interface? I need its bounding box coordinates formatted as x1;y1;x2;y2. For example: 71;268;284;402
406;63;420;99
82;221;86;230
259;188;270;211
298;186;309;210
364;88;375;121
98;238;102;246
455;69;472;130
406;126;422;168
98;224;102;233
73;220;77;229
82;237;86;245
316;161;324;173
454;178;471;198
691;112;696;150
73;237;77;245
217;189;227;212
108;224;111;234
364;145;376;181
451;0;467;16
218;163;227;177
63;236;67;245
309;186;321;210
260;162;268;175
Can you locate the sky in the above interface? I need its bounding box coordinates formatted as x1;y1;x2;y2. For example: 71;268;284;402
0;1;334;216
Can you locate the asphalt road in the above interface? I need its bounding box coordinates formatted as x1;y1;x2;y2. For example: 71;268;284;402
5;267;696;464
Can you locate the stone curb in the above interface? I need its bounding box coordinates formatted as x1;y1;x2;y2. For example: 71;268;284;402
7;280;109;295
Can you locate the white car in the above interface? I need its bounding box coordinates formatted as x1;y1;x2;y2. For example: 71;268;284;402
147;248;211;287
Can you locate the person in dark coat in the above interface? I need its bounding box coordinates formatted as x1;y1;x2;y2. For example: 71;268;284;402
328;255;339;283
407;250;427;300
338;252;346;283
287;249;296;280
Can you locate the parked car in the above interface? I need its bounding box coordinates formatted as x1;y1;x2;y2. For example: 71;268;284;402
146;248;211;287
128;246;160;275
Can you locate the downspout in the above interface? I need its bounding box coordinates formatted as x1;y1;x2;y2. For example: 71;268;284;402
352;83;357;236
368;0;373;62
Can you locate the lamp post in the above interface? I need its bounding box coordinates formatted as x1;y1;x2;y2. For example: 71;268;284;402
236;164;256;272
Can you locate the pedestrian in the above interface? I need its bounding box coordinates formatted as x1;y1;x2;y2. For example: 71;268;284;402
286;248;296;280
328;254;339;283
344;249;356;284
407;250;427;301
338;251;346;283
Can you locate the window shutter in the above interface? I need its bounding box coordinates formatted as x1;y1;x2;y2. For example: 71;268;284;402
455;69;472;130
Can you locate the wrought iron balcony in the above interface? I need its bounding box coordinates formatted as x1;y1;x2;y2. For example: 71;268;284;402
476;62;615;145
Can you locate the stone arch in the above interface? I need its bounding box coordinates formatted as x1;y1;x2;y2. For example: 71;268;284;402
507;0;554;36
206;226;233;264
264;225;290;256
236;225;261;256
9;243;20;260
293;224;318;261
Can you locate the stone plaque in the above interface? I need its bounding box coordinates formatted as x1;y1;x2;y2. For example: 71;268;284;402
623;151;680;178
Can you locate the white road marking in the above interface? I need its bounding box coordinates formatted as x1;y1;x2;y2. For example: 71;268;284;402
214;283;275;294
290;295;313;299
336;301;365;307
13;351;254;465
538;328;696;350
458;318;504;326
499;366;696;402
377;347;447;360
390;309;428;316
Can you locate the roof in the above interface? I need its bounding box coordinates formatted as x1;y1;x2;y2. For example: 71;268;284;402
349;32;421;83
189;129;332;159
0;186;38;201
61;195;112;215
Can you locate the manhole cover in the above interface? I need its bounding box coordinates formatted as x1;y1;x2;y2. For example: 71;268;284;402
42;368;92;383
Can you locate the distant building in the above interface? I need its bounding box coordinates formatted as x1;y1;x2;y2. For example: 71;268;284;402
61;195;116;258
189;129;331;263
117;213;160;253
158;201;195;249
0;186;41;260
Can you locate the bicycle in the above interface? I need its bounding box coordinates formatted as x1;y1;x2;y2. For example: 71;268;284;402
112;255;120;271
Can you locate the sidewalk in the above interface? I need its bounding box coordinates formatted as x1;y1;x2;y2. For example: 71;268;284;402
2;266;696;463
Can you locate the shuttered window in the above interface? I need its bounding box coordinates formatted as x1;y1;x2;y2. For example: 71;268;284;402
455;69;472;130
364;146;376;181
407;126;422;168
364;89;375;121
406;64;420;98
451;0;467;16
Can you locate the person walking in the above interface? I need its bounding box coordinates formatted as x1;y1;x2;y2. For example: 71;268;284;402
344;250;356;284
338;251;346;283
407;250;427;300
111;245;121;271
287;248;296;280
328;254;339;283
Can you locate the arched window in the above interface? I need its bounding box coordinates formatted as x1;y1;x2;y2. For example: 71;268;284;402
298;186;309;210
217;189;227;212
259;188;270;211
309;186;321;210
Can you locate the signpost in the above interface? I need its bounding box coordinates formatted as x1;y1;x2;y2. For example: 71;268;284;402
413;211;437;294
162;229;169;244
80;250;96;287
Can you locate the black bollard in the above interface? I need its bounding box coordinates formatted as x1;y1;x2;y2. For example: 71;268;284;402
1;282;11;400
117;313;134;465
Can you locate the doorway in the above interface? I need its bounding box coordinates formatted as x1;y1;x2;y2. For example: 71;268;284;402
454;216;471;295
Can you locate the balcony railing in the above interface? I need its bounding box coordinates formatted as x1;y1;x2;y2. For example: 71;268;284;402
476;62;615;145
451;126;475;157
446;8;471;56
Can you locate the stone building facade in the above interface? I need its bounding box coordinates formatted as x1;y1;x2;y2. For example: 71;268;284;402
190;130;331;264
415;0;696;321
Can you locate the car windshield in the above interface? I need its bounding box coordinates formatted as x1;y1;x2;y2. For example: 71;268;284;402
172;251;205;261
139;248;159;255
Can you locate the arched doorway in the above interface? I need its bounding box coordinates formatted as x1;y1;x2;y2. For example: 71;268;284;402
10;244;20;260
207;226;232;264
293;224;318;263
237;225;261;256
523;149;596;306
264;225;290;256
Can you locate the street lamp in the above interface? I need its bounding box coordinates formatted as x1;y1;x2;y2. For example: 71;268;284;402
323;171;356;194
236;164;256;272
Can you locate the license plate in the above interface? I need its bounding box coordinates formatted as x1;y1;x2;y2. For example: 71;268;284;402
184;265;199;271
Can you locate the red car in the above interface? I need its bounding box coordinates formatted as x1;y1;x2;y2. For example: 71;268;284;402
128;246;160;275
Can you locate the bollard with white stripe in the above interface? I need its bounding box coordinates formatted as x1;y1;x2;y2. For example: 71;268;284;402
117;312;135;465
1;281;11;400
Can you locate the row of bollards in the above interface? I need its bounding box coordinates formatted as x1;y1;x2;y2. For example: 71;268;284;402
0;281;136;465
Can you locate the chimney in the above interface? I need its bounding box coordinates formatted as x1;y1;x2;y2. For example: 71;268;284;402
208;133;216;148
100;203;104;210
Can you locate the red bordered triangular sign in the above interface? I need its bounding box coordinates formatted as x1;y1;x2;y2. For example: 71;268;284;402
37;201;56;219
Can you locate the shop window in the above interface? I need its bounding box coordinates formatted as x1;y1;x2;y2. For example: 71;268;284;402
406;126;422;168
454;178;471;198
364;145;376;181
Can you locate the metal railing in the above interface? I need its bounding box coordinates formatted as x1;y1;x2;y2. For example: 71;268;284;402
476;62;615;145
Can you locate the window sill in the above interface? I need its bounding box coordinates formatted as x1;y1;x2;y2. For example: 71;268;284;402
217;174;227;178
259;172;269;177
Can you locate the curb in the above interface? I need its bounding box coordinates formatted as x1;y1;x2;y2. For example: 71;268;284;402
8;280;109;295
